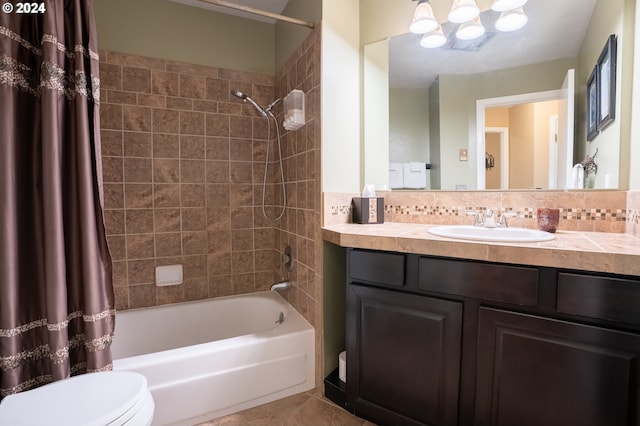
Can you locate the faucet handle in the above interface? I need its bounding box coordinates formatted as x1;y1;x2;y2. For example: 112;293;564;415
466;210;484;226
498;211;517;228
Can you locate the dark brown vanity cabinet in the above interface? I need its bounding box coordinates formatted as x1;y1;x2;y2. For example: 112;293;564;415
345;248;640;426
475;308;640;426
347;284;463;426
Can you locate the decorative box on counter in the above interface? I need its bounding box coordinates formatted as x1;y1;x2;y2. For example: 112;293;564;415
352;197;384;224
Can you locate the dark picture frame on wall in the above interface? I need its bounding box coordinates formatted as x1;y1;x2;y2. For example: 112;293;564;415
586;66;599;141
597;34;617;130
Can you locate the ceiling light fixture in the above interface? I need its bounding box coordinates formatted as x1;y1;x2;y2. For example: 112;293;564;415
491;0;528;12
448;0;480;24
495;7;528;32
420;25;447;48
409;0;438;34
456;16;486;40
410;0;528;48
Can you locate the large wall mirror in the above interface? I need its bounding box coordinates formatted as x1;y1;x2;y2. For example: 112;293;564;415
363;0;632;191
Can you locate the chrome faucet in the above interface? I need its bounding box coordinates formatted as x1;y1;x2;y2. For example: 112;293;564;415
497;211;517;228
466;209;496;227
483;209;497;228
466;210;484;226
270;281;292;291
467;208;515;228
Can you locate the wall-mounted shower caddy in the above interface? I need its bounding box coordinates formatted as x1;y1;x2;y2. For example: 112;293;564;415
283;89;305;131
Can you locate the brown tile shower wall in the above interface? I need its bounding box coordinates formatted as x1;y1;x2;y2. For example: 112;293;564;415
324;190;628;233
272;28;323;387
99;50;281;310
272;29;321;323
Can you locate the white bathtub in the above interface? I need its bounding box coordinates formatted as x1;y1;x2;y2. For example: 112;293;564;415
111;291;315;425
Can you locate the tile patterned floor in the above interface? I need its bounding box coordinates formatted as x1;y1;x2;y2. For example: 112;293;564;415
196;391;375;425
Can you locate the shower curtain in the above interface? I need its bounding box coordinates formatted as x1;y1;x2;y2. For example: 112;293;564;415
0;0;115;397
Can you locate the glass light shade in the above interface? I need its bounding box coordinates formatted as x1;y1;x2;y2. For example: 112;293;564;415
456;16;486;40
420;26;447;48
491;0;528;12
409;1;438;34
495;7;528;32
448;0;480;24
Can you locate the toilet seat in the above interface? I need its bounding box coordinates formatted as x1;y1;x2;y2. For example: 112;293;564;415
112;388;155;426
0;371;154;426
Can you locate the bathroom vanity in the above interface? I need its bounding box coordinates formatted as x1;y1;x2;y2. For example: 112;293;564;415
323;223;640;426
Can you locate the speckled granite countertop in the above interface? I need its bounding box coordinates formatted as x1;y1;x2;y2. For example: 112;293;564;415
322;222;640;276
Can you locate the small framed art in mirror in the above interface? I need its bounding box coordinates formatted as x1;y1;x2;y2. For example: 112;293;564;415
597;34;617;130
587;66;599;142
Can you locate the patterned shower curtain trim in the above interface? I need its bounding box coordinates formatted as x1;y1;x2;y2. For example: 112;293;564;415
0;308;116;362
0;26;101;102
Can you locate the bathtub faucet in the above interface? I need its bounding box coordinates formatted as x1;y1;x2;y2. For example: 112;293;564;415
270;281;292;291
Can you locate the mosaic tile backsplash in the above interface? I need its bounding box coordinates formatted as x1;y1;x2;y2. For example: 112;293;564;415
628;191;640;237
324;190;632;234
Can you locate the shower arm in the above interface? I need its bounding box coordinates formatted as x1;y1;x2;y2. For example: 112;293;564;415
265;98;281;115
194;0;315;29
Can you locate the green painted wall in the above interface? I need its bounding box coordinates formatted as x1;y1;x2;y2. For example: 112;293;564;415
428;80;441;189
389;88;429;164
363;39;389;189
323;242;347;377
94;0;275;74
438;75;473;190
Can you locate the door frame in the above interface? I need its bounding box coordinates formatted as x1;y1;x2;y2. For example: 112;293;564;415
485;127;510;189
476;89;563;189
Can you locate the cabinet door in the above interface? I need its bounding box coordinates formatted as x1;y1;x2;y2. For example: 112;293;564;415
476;307;640;426
347;284;462;426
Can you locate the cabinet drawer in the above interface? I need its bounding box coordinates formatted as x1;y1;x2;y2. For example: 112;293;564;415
557;273;640;326
348;249;405;287
418;257;538;306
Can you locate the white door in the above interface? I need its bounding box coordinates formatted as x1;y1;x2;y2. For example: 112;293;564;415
556;69;575;189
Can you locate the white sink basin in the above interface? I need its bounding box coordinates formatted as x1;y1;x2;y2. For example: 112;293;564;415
428;225;555;242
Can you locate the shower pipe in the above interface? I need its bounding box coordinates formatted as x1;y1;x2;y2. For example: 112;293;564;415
195;0;315;28
231;89;287;222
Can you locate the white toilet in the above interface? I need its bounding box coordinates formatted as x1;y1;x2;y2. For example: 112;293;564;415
0;371;154;426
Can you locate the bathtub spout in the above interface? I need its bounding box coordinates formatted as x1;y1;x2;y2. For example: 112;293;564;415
270;281;291;291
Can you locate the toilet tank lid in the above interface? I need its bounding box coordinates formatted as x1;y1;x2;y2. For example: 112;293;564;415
0;371;148;426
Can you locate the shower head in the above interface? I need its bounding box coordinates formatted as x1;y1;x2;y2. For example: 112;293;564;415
231;89;246;99
231;88;267;117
